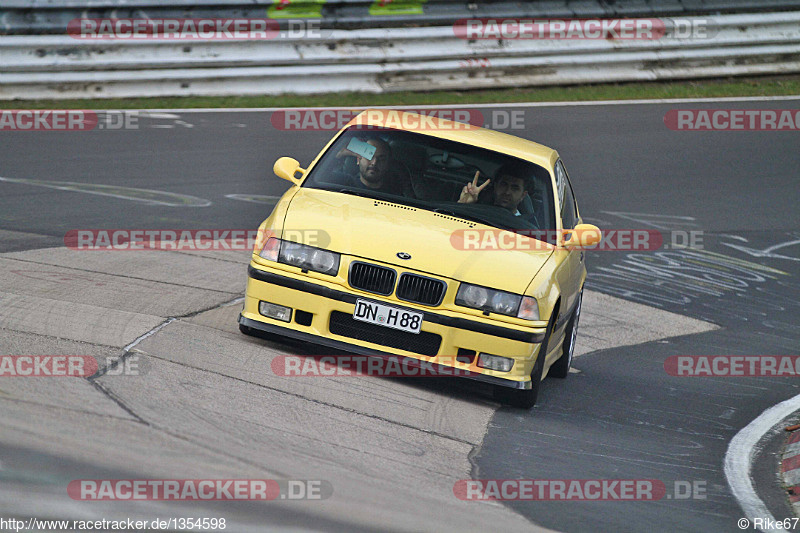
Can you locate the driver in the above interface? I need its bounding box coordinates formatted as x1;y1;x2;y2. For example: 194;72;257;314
333;138;403;195
457;161;533;216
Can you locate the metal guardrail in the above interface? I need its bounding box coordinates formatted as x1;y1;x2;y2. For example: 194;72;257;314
4;0;800;34
1;12;799;99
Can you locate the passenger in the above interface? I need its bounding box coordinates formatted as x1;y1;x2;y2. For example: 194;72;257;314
457;161;534;216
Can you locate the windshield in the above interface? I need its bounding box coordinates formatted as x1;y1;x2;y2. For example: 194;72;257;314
302;126;556;235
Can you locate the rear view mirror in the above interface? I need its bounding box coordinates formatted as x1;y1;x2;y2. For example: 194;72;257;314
563;224;602;248
274;157;305;185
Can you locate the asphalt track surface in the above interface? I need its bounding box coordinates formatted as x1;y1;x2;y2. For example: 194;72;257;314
1;99;800;532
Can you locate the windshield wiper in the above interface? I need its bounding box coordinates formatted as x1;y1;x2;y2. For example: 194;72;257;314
337;188;371;197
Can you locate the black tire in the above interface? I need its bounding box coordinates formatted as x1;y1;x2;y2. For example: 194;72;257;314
493;315;553;409
550;290;582;379
239;323;255;336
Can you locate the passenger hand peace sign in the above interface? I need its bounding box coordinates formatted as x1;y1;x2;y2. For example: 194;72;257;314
458;171;490;204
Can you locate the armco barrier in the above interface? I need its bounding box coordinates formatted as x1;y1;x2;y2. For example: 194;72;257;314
4;0;800;34
0;11;799;99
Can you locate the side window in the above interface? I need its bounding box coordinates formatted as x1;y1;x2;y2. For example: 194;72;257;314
557;160;577;230
554;160;566;207
562;181;576;229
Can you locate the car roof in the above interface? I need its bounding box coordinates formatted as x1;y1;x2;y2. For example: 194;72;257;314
345;109;558;170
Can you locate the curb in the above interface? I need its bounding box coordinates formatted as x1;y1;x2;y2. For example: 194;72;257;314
780;428;800;514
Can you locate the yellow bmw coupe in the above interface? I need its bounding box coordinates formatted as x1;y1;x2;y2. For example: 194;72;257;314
239;110;600;408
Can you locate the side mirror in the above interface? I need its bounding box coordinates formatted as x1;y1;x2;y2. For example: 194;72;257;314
562;223;602;248
274;156;306;185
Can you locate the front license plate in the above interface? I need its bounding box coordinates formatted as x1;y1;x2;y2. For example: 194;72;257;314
353;299;423;334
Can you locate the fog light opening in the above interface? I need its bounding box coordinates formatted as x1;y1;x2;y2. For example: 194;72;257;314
259;301;292;322
295;309;313;326
477;353;514;373
456;348;476;365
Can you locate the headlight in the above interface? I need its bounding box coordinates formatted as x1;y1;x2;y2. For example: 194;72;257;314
458;284;490;308
456;283;520;316
260;238;340;276
281;241;340;275
309;248;337;273
490;291;519;315
455;283;539;320
281;241;311;266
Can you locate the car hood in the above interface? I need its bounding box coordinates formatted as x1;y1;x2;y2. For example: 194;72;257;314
282;188;554;294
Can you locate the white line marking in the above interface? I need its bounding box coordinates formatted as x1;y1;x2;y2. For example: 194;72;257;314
225;194;281;204
139;112;181;119
0;176;212;207
601;210;698;230
83;95;800;114
724;393;800;532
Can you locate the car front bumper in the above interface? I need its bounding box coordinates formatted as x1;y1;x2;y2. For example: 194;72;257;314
241;264;548;389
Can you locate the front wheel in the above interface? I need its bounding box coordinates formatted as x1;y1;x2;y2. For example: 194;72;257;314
550;290;582;379
493;316;553;409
